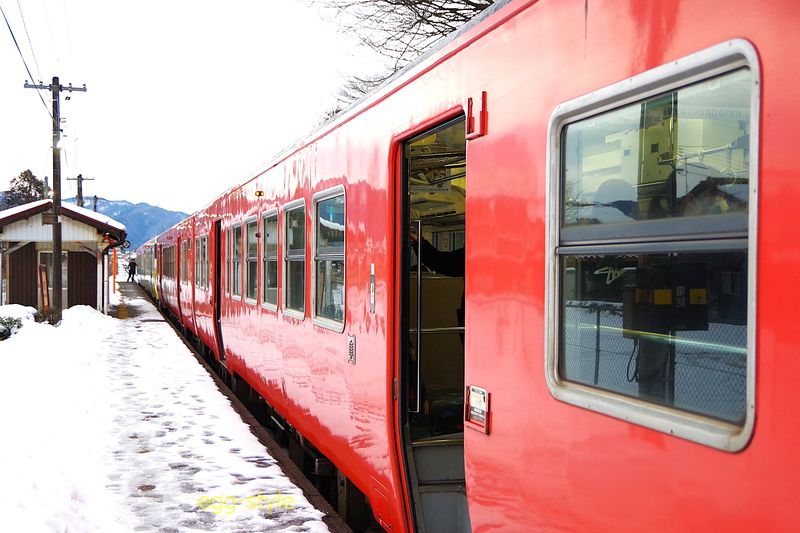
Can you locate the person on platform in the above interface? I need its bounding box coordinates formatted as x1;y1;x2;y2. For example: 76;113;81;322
126;259;137;282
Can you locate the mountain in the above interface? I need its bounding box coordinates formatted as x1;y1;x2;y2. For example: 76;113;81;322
63;197;188;250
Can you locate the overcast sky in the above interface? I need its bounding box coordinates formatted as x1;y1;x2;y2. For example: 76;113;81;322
0;0;384;213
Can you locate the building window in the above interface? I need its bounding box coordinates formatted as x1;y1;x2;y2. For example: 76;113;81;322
232;224;242;298
314;191;345;326
39;251;67;308
263;212;278;307
546;41;758;450
284;203;305;315
245;218;258;301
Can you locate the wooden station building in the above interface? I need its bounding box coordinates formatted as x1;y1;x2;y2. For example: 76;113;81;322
0;200;127;313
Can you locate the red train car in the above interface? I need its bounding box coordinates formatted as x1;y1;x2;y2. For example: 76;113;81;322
142;0;800;531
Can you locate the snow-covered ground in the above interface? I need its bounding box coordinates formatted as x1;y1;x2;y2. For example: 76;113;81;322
0;280;330;533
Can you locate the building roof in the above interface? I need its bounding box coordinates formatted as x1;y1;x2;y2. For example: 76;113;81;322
0;200;127;245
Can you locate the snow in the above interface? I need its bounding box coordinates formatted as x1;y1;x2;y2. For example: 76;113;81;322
0;283;329;532
0;199;50;221
62;202;128;234
0;199;127;234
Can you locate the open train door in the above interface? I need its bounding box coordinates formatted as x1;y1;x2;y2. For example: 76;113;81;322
396;115;470;532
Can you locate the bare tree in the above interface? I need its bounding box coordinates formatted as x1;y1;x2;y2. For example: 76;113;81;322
317;1;494;69
313;0;495;112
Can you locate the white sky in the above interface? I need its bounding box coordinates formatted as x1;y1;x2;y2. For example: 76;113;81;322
0;280;330;532
0;0;384;213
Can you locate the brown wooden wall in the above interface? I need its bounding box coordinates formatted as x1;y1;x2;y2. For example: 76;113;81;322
68;251;97;308
8;243;37;307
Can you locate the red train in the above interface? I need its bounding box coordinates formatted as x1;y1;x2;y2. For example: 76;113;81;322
137;0;800;530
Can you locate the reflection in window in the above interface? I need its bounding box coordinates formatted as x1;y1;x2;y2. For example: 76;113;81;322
315;194;345;323
563;69;750;231
561;252;747;423
39;252;67;307
285;206;305;313
556;68;753;427
263;214;278;306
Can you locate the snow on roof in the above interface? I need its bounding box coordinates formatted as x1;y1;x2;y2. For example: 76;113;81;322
0;199;50;223
62;201;127;233
0;199;126;236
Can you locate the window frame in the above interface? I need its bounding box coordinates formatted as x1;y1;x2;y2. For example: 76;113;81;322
194;236;201;288
180;239;189;284
231;222;243;299
283;199;306;319
544;39;759;452
262;209;279;311
226;227;232;295
312;186;346;332
244;217;259;303
201;235;208;289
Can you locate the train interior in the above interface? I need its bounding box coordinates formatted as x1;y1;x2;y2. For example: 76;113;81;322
401;116;470;532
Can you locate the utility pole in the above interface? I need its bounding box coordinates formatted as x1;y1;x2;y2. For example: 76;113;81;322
24;76;87;320
67;174;94;207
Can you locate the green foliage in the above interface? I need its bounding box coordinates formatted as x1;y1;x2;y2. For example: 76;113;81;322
1;170;47;209
0;316;23;340
34;308;61;325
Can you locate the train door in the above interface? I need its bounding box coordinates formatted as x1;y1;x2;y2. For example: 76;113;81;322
398;116;470;532
213;220;226;366
176;237;184;321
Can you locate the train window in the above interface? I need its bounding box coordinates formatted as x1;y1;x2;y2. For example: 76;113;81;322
313;189;345;329
262;212;278;308
284;202;306;316
232;224;242;298
194;237;201;287
180;240;189;283
245;218;258;302
201;235;209;288
226;228;232;294
546;40;758;451
164;245;175;279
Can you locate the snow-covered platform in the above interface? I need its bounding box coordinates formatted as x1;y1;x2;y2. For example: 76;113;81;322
0;282;343;533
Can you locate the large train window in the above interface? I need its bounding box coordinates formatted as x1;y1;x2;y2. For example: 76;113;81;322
284;201;306;317
262;211;278;308
245;218;258;302
313;188;345;330
546;40;758;451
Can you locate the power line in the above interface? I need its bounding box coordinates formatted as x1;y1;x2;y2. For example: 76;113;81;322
16;0;44;82
0;2;51;119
